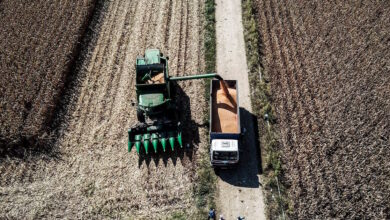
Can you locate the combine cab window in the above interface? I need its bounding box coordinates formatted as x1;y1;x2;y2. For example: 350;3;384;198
213;151;237;160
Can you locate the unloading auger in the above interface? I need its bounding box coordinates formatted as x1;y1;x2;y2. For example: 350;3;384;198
128;49;223;154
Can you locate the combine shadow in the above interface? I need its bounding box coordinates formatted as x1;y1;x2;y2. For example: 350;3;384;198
138;82;206;168
215;107;262;188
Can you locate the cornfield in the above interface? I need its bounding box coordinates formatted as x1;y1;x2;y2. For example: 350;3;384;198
255;0;390;218
0;0;96;151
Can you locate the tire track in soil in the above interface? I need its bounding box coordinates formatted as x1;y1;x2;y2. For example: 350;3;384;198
267;1;333;216
261;0;292;150
164;0;173;47
91;0;133;129
99;0;148;136
288;1;323;132
105;0;149;131
175;0;186;77
196;0;204;79
73;0;121;143
268;0;312;211
277;0;320;201
103;0;145;128
269;0;301;147
275;1;327;212
275;1;309;141
171;0;201;170
79;0;130;138
258;0;326;215
265;0;308;203
286;0;330;190
281;2;317;142
151;1;170;49
96;0;138;126
131;0;161;187
181;0;190;77
180;0;201;169
166;0;182;77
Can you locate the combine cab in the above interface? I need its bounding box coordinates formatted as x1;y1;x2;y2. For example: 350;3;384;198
128;49;223;154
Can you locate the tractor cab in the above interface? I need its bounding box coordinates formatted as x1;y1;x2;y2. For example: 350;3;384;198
135;49;172;118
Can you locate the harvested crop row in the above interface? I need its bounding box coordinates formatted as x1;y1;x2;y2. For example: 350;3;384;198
0;0;96;151
256;0;390;218
0;0;207;218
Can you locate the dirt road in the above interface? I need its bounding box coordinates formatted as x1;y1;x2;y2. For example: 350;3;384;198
0;0;208;218
215;0;266;219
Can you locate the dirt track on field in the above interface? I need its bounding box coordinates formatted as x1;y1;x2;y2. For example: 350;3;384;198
0;0;207;218
215;0;266;219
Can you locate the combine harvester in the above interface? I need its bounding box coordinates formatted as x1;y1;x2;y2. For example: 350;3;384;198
128;49;242;163
128;49;224;154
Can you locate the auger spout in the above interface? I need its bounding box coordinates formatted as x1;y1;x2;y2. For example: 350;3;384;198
169;73;223;81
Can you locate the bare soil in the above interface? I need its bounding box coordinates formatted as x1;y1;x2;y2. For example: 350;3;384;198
255;0;390;218
0;0;208;218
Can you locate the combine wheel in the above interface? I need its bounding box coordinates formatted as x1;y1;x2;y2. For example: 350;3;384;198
137;109;145;122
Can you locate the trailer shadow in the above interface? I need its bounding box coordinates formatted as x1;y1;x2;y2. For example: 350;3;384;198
215;107;262;188
138;82;205;168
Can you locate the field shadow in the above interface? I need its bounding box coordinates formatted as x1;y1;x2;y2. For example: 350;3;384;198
138;82;207;168
215;107;262;188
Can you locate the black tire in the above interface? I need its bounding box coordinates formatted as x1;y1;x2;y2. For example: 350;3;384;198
137;109;145;122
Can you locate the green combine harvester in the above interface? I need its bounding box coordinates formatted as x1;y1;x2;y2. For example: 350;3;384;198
128;49;222;154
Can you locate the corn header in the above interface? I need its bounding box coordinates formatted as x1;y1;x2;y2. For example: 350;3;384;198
128;49;222;154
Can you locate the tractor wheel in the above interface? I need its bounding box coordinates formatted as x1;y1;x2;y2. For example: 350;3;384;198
137;110;145;122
